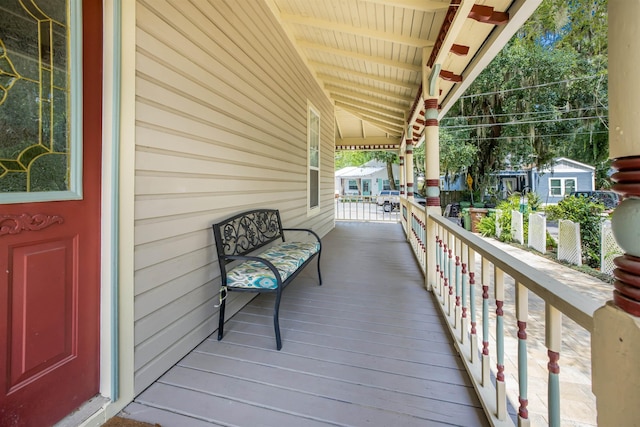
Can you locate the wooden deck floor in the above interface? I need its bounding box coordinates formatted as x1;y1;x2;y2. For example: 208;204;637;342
122;222;489;426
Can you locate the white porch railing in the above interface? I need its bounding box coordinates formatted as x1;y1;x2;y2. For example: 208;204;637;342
402;199;601;426
335;195;399;222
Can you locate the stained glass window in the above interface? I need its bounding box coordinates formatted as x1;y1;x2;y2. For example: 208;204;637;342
0;0;77;200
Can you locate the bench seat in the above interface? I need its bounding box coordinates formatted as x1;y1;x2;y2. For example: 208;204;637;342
226;241;321;289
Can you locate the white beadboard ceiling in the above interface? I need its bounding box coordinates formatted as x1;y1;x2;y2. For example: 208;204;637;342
266;0;542;150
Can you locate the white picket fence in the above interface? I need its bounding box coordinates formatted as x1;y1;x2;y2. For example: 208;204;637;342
528;213;546;254
511;210;524;244
492;211;623;273
558;220;582;266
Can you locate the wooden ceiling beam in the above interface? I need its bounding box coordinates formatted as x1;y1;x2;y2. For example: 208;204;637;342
281;13;436;48
297;41;421;73
336;104;404;135
319;74;412;103
310;62;418;90
326;86;408;113
358;0;450;12
334;98;405;123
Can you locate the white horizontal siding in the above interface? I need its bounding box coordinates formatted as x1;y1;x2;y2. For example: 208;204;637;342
133;0;335;392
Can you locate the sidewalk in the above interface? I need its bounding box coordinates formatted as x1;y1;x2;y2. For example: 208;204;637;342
479;237;612;427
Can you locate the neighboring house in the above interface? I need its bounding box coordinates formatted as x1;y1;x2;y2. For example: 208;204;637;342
440;173;467;191
440;158;595;205
335;161;399;196
530;157;595;204
494;157;595;204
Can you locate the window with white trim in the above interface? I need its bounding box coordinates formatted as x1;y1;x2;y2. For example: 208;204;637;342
308;104;320;211
549;177;576;196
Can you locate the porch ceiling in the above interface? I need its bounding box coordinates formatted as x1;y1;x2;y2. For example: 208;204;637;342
266;0;541;151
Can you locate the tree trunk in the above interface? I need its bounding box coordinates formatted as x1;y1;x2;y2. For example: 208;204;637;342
387;160;396;190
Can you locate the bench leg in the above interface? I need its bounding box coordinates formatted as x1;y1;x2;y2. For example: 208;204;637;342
217;289;226;341
274;289;283;350
316;252;323;286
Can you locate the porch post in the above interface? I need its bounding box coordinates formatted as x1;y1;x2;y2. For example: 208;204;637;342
399;154;405;196
592;1;640;424
424;66;441;291
405;126;414;201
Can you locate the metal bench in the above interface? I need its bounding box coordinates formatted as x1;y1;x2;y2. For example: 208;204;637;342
212;209;322;350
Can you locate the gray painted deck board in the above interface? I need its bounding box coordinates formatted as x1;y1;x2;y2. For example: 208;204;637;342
124;222;489;426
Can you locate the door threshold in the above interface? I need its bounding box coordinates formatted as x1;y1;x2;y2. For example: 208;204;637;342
54;395;111;427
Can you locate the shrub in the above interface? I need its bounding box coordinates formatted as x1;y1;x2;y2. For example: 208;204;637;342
476;194;530;242
476;213;496;236
527;191;542;211
544;195;605;268
546;231;557;250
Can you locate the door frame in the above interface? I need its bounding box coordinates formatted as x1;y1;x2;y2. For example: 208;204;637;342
74;1;136;425
101;0;136;417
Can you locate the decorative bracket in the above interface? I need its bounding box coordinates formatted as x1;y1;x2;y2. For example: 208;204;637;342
469;5;509;25
440;70;463;83
451;44;470;56
0;213;64;237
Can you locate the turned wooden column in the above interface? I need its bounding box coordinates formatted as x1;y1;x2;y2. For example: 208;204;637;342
608;0;640;314
399;155;405;196
592;2;640;425
424;97;441;212
405;132;414;200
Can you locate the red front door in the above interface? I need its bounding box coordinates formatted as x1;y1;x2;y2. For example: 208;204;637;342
0;1;102;426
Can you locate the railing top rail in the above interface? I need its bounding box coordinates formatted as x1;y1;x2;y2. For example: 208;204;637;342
429;213;600;332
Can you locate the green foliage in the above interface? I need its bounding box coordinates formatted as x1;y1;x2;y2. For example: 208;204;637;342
476;194;532;242
335;151;370;170
368;151;399;190
439;130;478;179
544;195;605;267
413;132;477;186
442;0;609;194
546;230;558;250
526;191;542;211
476;213;496;237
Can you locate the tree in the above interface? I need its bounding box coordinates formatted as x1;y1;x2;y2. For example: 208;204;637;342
335;151;370;170
368;151;398;190
442;0;608;196
414;131;477;190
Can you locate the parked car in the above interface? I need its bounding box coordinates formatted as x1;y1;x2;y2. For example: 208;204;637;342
377;190;400;206
569;191;620;209
380;191;426;212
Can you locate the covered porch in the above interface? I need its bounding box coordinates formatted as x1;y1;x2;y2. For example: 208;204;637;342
45;0;640;426
121;222;493;426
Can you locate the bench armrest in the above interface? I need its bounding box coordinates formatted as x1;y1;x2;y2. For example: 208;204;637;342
224;254;284;287
282;228;322;247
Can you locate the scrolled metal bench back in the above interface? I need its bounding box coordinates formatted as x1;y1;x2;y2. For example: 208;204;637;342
216;209;283;261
